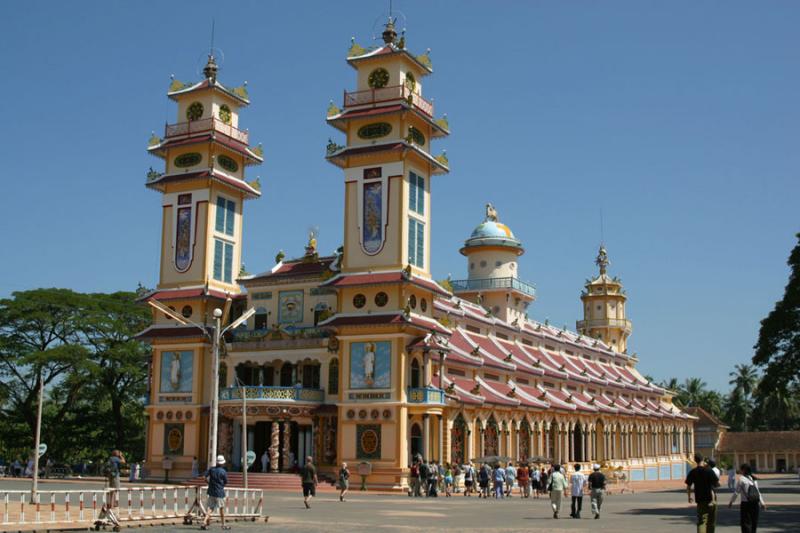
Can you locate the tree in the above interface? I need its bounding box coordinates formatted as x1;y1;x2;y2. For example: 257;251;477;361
679;377;708;407
728;364;758;430
753;233;800;389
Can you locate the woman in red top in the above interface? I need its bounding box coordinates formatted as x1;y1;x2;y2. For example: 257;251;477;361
517;463;530;498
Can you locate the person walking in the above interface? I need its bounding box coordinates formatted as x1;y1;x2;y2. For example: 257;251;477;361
728;464;766;533
727;465;737;491
301;456;318;509
478;463;490;498
338;462;350;502
569;464;587;519
548;464;568;519
531;466;541;498
588;464;606;519
686;453;720;533
426;461;439;497
540;467;549;497
106;450;126;508
492;464;505;499
409;459;421;497
444;463;454;497
504;462;517;497
463;461;475;496
201;455;229;530
518;463;530;498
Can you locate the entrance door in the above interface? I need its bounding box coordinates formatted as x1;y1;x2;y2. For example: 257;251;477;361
293;425;313;470
777;458;786;473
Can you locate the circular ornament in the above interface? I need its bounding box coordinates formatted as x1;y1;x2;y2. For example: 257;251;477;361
185;411;193;420
181;305;192;318
358;409;368;419
360;429;379;455
156;411;164;420
165;411;173;420
346;409;356;419
217;154;239;173
375;292;388;307
186;102;204;121
176;411;183;420
382;409;391;419
357;122;392;139
174;152;202;168
218;104;232;124
368;68;390;89
370;409;380;420
353;294;366;309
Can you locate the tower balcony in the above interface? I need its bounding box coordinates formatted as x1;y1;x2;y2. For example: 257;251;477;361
450;277;536;298
576;318;633;334
219;385;325;404
164;117;249;145
407;386;446;405
343;85;433;117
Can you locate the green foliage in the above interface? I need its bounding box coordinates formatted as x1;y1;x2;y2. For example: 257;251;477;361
0;289;150;463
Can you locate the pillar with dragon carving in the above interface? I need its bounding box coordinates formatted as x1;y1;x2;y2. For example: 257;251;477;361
269;420;280;472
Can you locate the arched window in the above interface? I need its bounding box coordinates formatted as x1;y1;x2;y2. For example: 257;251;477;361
280;362;294;386
410;358;421;388
328;359;339;394
410;423;423;460
302;362;321;389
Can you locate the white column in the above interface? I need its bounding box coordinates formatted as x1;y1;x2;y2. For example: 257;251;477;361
466;420;474;463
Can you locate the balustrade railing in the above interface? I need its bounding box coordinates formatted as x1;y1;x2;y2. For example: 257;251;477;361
449;277;536;298
164;117;249;144
343;84;433;116
219;385;324;403
576;318;633;330
407;386;445;404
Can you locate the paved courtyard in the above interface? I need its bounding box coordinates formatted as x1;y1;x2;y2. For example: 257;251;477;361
1;476;797;531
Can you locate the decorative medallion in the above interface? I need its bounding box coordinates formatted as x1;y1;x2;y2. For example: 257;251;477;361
165;411;173;420
358;122;392;140
156;411;164;420
374;292;388;307
164;424;184;455
186;102;204;121
357;424;381;459
267;406;281;415
353;294;366;309
185;411;193;420
367;68;390;89
370;409;380;420
181;305;192;318
175;411;183;420
358;409;368;419
174;152;202;168
218;104;232;124
346;409;356;419
217;154;239;173
382;409;391;419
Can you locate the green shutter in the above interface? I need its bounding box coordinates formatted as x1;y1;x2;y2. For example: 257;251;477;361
409;173;417;213
416;220;424;267
417;175;425;215
223;242;233;283
215;197;226;233
213;239;223;281
225;200;235;236
408;219;416;265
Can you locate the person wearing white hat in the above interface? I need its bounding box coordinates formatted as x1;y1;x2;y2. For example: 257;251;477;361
588;464;607;519
202;455;230;530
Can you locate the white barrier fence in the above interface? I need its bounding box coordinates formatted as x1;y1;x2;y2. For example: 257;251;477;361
0;485;263;529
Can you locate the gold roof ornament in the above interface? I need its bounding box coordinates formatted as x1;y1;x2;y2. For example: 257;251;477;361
485;202;498;222
203;54;219;81
382;17;398;44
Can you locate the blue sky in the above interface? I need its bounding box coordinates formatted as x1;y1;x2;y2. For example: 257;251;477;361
2;1;798;391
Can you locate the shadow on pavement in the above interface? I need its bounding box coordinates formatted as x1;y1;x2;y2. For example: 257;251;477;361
624;504;800;530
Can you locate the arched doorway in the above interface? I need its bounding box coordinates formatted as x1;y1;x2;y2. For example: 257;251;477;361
573;424;584;462
410;358;421;388
519;419;531;462
484;417;499;456
410;423;423;459
548;421;558;462
451;415;467;465
280;362;294;386
595;419;605;461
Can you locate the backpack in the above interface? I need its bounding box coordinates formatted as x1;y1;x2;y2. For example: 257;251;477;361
102;461;115;479
746;477;759;501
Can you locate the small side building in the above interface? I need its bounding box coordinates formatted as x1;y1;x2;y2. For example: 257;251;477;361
718;431;800;473
684;406;728;461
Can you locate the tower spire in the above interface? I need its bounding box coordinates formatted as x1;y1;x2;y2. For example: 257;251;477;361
204;20;218;81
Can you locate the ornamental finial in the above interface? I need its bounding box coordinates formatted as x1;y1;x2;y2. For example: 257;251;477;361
203;54;218;81
382;16;398;44
485;203;498;222
596;245;610;276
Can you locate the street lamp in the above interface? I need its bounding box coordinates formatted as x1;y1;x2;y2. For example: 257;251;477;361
148;298;255;469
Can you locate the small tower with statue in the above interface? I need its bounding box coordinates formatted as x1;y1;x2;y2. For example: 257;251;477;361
322;15;452;487
576;246;633;352
139;52;263;477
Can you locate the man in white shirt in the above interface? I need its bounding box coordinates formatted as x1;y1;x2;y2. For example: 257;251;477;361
569;464;587;519
504;462;517;497
549;464;569;519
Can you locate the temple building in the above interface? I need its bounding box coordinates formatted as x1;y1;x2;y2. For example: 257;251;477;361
137;18;695;488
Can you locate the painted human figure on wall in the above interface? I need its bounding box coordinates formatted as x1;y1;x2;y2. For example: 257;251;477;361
364;342;376;385
170;352;182;390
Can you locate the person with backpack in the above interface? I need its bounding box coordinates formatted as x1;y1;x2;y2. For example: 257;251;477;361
427;461;439;497
728;463;766;533
588;464;607;519
337;462;350;502
409;459;421;497
463;461;475;496
478;463;490;498
686;453;720;533
105;450;126;508
201;455;229;530
531;465;541;498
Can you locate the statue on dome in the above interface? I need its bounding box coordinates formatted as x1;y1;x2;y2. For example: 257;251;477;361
596;245;610;276
485;203;498;222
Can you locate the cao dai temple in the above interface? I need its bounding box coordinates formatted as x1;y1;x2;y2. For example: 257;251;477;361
137;18;695;488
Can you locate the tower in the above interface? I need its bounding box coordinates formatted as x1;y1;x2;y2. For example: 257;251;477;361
322;18;451;487
451;204;536;323
576;245;632;352
140;53;262;476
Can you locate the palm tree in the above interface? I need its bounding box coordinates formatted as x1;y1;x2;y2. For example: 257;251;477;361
661;377;680;392
729;364;758;430
682;377;708;407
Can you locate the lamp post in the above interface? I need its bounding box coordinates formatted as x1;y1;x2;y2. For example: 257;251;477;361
148;298;255;469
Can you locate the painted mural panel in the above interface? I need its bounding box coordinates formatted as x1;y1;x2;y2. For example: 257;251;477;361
160;350;193;393
175;206;192;271
163;423;184;455
356;424;381;460
278;290;304;324
350;341;391;389
362;181;383;254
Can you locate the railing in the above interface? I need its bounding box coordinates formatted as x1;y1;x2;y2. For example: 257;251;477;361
576;318;632;331
449;277;536;298
164;117;249;144
407;386;445;404
229;326;330;350
219;385;325;403
0;486;263;528
343;84;434;116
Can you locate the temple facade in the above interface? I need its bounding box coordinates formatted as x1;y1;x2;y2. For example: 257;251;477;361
138;19;695;488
